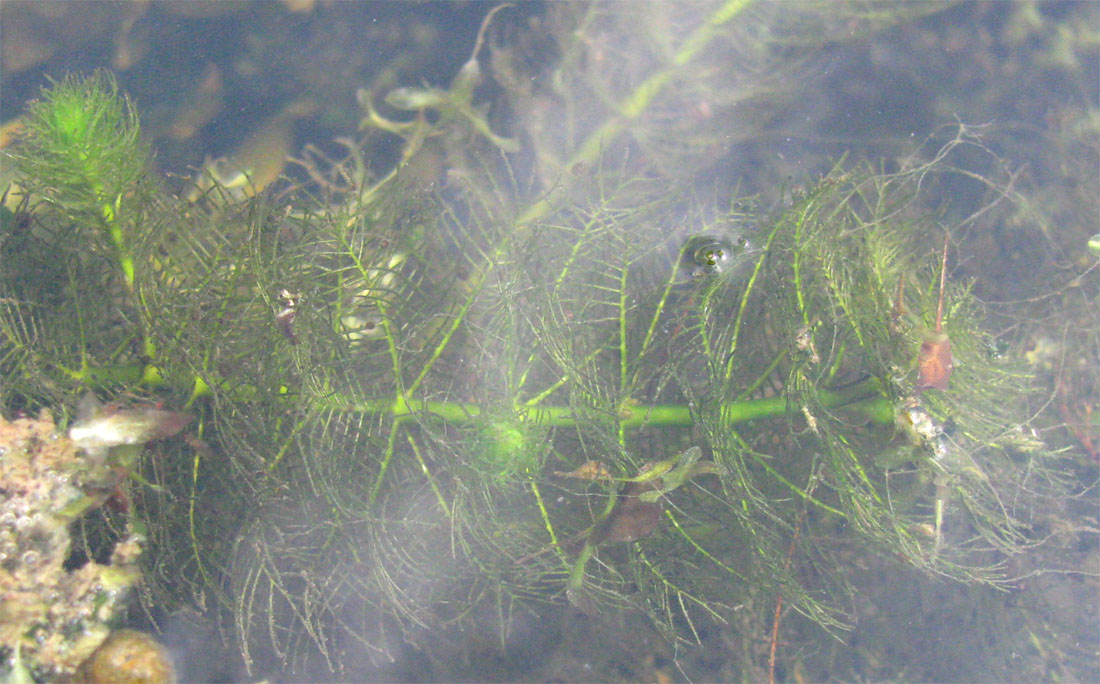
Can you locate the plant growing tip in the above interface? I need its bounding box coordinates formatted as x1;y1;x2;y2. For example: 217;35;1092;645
22;70;145;214
14;69;149;291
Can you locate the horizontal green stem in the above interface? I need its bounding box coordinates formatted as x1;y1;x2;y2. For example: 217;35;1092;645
70;363;892;428
325;378;891;428
66;358;893;428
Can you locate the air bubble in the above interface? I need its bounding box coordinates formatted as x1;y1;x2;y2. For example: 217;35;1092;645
694;240;728;270
680;233;760;283
682;235;733;279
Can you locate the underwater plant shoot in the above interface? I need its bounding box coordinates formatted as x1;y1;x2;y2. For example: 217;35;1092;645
1;1;1096;682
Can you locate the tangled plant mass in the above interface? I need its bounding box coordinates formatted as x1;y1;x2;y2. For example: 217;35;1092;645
2;2;1095;681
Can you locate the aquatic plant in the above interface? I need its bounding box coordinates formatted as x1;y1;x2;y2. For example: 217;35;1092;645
1;2;1079;680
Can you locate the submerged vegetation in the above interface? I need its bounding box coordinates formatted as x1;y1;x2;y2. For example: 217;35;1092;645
1;2;1095;681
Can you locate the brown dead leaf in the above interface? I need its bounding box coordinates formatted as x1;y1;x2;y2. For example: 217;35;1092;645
590;479;663;545
917;231;953;392
554;460;613;481
917;331;952;391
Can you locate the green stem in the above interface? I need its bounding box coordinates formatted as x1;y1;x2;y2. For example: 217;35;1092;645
57;361;893;429
515;0;755;228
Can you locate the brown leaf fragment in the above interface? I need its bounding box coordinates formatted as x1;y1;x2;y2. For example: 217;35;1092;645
554;460;613;481
917;230;953;392
69;407;193;453
590;479;663;545
917;331;952;391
